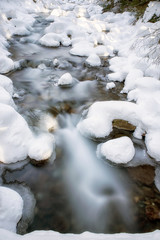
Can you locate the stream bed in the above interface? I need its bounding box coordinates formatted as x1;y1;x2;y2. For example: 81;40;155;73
2;13;160;235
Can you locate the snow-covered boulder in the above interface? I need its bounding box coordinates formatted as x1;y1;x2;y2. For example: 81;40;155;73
77;101;140;139
98;136;135;164
28;133;55;161
0;186;23;232
0;103;55;164
58;73;74;87
86;54;101;66
0;86;15;108
39;33;61;47
0;74;14;95
0;56;14;74
39;32;71;47
106;82;115;90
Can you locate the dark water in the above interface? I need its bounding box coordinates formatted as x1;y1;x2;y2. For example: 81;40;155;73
3;14;160;235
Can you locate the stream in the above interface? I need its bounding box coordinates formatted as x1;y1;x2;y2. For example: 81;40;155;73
2;13;160;235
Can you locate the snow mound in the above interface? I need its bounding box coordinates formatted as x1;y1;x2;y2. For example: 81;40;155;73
70;40;94;57
0;56;14;74
0;186;23;232
28;133;55;161
0;86;15;108
39;32;61;47
58;73;74;86
86;54;101;66
77;101;140;138
0;74;14;95
98;136;135;164
106;82;115;90
0;102;55;164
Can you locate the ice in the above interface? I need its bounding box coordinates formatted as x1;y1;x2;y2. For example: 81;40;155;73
97;137;135;164
0;186;23;232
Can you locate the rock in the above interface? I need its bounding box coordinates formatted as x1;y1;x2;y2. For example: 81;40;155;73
127;165;155;185
145;203;160;220
112;119;136;131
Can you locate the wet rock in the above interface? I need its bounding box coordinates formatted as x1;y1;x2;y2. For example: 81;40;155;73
145;203;160;220
127;165;155;185
30;158;49;166
112;119;136;131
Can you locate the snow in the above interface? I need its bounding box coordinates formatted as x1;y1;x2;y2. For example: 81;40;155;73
77;101;140;138
0;229;160;240
39;32;71;47
0;74;55;164
0;56;14;74
0;0;160;238
143;1;160;22
86;54;101;66
0;86;15;108
106;82;115;90
0;186;23;232
28;133;55;161
0;75;13;95
58;72;74;86
98;137;135;164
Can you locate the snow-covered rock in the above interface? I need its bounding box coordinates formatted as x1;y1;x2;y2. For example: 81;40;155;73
0;86;15;108
58;73;74;87
86;54;101;66
77;101;140;138
98;136;135;164
28;133;55;161
39;33;61;47
0;186;23;232
106;82;115;90
0;56;14;74
0;102;55;164
0;74;14;95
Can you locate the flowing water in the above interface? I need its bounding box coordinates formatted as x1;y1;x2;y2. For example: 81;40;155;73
2;13;160;235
